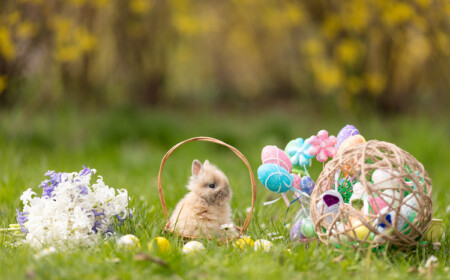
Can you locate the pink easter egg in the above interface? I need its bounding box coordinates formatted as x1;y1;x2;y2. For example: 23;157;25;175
291;173;301;191
369;197;389;214
261;145;292;173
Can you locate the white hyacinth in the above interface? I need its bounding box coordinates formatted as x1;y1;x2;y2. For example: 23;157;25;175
17;167;130;249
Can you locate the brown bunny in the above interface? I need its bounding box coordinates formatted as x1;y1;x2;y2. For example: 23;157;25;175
169;160;237;238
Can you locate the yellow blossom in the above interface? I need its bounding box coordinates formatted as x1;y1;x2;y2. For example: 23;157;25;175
129;0;152;15
17;21;36;39
365;72;386;95
0;75;7;94
0;27;16;61
335;39;364;65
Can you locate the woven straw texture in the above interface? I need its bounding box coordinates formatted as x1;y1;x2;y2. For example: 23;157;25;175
310;140;433;248
158;136;257;240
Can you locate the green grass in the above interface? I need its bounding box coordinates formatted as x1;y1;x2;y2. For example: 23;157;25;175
0;107;449;279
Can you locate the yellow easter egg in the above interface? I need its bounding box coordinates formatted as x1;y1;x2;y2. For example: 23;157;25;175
347;217;370;240
233;237;254;250
148;237;171;253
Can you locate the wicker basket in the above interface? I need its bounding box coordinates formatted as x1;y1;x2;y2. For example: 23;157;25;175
157;136;257;240
310;140;433;248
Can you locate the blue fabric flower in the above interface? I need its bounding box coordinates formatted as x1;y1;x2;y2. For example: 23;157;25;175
285;138;314;169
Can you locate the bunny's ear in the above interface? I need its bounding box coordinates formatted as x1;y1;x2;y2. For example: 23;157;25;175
192;160;202;177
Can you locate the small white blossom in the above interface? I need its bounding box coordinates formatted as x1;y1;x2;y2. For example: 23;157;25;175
34;247;57;259
425;255;438;268
220;224;234;230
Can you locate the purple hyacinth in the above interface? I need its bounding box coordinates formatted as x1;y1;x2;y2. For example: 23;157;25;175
16;209;28;233
39;170;63;198
79;166;93;177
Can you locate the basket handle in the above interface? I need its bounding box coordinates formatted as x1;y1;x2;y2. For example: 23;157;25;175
157;136;257;233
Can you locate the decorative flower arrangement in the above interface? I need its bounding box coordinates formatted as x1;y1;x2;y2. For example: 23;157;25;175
15;166;131;249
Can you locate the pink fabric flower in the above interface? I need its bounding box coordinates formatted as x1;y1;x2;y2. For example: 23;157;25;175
307;130;338;162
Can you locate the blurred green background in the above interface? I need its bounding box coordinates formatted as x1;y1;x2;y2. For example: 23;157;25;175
0;2;449;278
1;0;449;224
0;0;449;112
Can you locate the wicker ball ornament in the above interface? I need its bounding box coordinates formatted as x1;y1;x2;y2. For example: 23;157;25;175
310;140;433;248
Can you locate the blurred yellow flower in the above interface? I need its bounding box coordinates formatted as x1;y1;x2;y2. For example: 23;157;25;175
173;14;201;35
346;76;363;95
129;0;152;15
7;12;21;26
17;21;36;39
0;75;7;94
0;27;16;61
54;45;82;62
335;39;364;65
302;38;324;57
365;72;386;95
312;60;343;93
382;2;415;27
322;15;340;39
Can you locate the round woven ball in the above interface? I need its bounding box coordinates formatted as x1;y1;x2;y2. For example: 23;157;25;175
310;140;433;248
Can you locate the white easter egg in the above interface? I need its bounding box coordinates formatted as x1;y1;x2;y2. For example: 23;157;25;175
117;234;141;250
380;190;401;207
352;182;365;194
254;239;273;252
182;241;205;255
372;169;401;190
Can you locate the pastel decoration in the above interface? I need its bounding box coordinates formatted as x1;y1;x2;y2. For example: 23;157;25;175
336;125;360;149
380;190;401;207
233;237;254;250
261;145;292;173
368;197;389;214
117;234;141;250
290;220;306;241
399;193;419;224
329;222;350;245
300;176;315;196
257;164;292;193
148;237;171;253
347;217;370;240
182;241;205;255
317;190;344;226
377;208;406;232
352;182;365;194
285;138;314;170
254;239;273;252
300;218;317;238
337;135;366;155
291;173;302;192
308;130;338;162
372;169;402;190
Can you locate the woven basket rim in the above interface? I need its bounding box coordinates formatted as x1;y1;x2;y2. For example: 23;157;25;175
157;136;257;240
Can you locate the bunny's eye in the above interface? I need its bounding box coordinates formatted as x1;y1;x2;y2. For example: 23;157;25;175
208;183;216;189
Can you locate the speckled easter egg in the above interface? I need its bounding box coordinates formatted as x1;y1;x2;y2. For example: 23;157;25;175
290;220;307;241
300;176;315;196
372;169;402;190
291;173;302;191
337;135;366;155
336;125;360;149
261;145;292;173
257;164;292;193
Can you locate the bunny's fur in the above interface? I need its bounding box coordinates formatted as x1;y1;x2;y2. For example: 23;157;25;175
169;160;236;238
